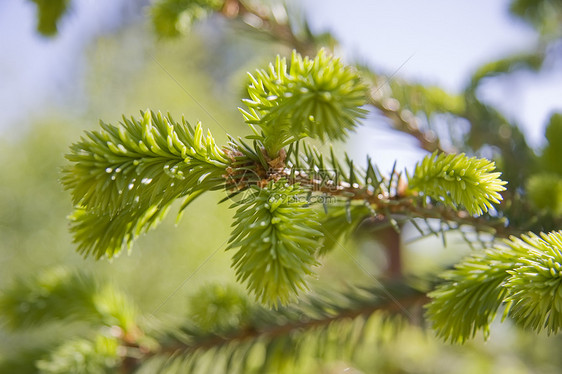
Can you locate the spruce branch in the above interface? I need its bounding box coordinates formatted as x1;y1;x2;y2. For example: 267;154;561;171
62;110;228;216
427;231;562;343
62;51;508;315
226;137;510;258
504;231;562;334
426;245;517;344
62;110;228;259
283;143;509;238
19;0;562;370
0;270;425;373
408;151;507;215
144;283;426;373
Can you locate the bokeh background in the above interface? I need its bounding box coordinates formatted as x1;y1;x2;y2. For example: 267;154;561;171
1;0;562;372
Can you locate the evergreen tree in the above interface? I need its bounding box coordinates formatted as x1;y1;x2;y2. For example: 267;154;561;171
2;0;562;372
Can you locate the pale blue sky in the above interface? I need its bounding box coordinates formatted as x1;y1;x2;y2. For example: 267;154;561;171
0;0;140;129
306;0;536;91
1;0;560;165
303;0;562;169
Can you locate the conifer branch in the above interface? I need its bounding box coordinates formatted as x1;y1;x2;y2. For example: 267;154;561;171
62;110;228;259
225;136;510;253
427;231;562;343
12;1;562;371
61;50;507;313
143;283;426;373
287;144;508;237
0;274;425;373
408;151;507;215
62;110;228;216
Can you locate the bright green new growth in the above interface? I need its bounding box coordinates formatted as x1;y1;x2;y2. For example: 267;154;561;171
408;151;507;215
62;110;228;258
62;110;228;215
68;204;171;259
228;181;323;306
426;246;517;344
427;231;562;343
504;231;562;334
241;49;367;156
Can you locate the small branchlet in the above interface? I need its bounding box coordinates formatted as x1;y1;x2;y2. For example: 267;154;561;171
241;49;367;156
408;151;507;215
427;231;562;343
62;110;228;259
227;180;323;306
62;110;228;216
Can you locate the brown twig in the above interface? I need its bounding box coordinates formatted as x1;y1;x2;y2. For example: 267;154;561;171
366;91;451;154
281;171;513;238
221;0;317;56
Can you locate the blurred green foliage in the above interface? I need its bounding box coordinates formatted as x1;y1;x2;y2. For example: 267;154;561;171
510;0;562;36
525;114;562;217
35;334;120;374
0;23;239;370
527;173;562;215
28;0;70;36
542;113;562;176
151;0;225;37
